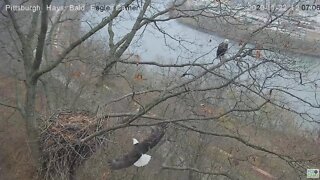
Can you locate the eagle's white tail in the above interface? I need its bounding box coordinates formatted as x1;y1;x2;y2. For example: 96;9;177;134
134;154;151;167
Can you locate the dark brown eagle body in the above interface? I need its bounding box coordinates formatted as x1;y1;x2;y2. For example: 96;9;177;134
216;39;229;58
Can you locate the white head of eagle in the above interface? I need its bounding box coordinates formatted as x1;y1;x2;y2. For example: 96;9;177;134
216;39;229;58
132;138;139;145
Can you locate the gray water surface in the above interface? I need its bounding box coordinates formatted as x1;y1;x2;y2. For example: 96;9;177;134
81;1;320;128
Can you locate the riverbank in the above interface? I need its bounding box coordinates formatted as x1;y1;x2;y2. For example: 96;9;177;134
170;8;320;58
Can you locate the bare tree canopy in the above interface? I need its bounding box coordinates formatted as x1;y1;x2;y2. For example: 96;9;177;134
0;0;319;179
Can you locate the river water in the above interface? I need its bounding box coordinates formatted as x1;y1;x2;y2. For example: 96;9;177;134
81;1;320;129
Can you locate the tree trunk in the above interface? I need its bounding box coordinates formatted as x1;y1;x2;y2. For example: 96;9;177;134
24;81;41;170
97;55;118;86
102;58;118;76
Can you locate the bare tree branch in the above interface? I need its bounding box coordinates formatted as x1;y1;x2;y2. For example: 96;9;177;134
162;165;234;179
33;0;51;71
0;101;20;111
35;0;136;79
4;0;26;44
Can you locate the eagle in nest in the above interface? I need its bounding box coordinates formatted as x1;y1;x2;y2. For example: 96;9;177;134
108;126;165;170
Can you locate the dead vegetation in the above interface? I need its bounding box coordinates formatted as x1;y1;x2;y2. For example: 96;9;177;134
40;110;105;180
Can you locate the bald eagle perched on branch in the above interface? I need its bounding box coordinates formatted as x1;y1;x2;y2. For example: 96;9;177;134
216;39;229;59
108;126;165;170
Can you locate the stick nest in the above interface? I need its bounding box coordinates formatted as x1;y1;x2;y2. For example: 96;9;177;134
40;110;104;179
